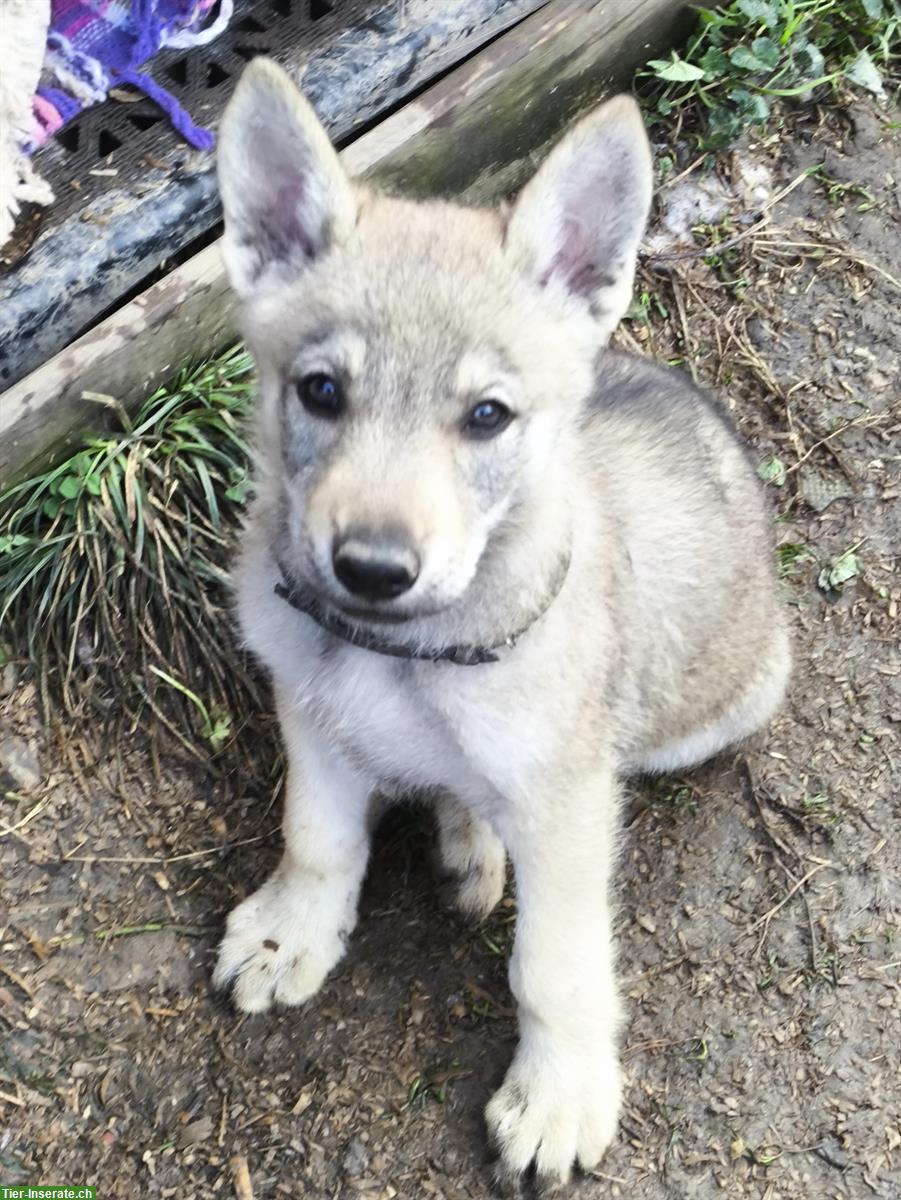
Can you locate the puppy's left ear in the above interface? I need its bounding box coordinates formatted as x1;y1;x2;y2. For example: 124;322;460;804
505;96;652;341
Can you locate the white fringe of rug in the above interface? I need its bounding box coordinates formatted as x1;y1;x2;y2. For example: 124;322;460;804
0;0;53;250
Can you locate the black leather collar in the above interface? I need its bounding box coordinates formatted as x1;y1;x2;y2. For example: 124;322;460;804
274;551;571;666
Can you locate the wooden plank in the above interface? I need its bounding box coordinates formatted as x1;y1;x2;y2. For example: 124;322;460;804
0;0;690;487
345;0;689;203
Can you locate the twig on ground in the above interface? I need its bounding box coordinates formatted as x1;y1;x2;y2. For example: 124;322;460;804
671;278;699;381
231;1153;255;1200
754;237;901;292
740;762;828;968
783;413;885;476
0;796;49;838
659;150;708;192
747;864;830;955
62;829;278;865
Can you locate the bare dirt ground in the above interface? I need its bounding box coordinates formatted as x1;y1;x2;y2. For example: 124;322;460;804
1;96;899;1199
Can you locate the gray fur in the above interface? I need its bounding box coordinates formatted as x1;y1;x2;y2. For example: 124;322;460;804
213;59;790;1190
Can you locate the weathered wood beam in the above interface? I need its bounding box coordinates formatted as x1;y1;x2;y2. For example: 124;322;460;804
0;0;690;486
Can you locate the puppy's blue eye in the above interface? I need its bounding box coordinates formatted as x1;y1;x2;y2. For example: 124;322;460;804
463;399;513;438
297;373;344;419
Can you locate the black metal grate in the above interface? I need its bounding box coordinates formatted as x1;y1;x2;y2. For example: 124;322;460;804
36;0;348;226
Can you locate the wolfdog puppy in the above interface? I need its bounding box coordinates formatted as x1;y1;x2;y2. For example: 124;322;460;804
213;58;790;1189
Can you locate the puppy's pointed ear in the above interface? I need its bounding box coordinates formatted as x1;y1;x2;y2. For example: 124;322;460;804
505;95;652;341
217;57;355;297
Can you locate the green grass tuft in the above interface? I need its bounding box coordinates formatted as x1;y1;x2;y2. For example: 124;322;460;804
0;344;268;764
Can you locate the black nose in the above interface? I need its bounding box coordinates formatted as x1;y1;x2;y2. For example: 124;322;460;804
332;531;420;602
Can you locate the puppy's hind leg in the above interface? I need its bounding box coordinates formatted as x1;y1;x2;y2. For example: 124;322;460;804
636;629;791;774
434;794;506;921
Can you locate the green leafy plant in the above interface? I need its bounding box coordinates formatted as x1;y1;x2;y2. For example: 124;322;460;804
758;456;788;486
817;544;863;597
641;0;900;148
403;1061;469;1110
0;345;266;761
777;541;814;577
149;667;233;754
626;290;670;323
809;164;878;209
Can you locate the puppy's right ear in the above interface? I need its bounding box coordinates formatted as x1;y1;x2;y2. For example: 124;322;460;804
217;57;355;297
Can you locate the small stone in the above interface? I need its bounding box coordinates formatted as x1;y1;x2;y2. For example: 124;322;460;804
343;1137;370;1178
176;1115;213;1148
636;914;657;934
865;369;889;391
0;736;41;791
815;1135;849;1170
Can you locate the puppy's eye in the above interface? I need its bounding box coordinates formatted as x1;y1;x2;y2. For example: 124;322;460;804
296;373;344;419
462;399;513;439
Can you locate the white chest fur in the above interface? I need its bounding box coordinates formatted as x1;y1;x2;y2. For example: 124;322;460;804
234;548;567;810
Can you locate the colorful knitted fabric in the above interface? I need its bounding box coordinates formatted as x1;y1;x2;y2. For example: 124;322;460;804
28;0;234;154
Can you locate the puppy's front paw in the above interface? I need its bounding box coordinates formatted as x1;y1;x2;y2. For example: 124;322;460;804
486;1033;621;1190
213;868;355;1013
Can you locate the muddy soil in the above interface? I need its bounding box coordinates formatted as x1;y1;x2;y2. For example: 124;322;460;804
1;97;899;1199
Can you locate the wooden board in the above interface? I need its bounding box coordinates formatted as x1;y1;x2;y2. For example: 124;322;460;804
0;0;690;486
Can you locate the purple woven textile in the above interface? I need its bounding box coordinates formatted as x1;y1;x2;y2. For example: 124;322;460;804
29;0;232;153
